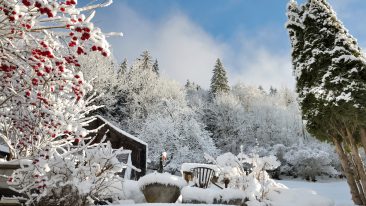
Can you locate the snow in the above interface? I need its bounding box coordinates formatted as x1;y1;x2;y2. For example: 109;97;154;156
0;159;32;166
181;187;220;204
121;180;146;203
0;145;8;153
181;187;247;203
138;172;187;190
114;204;228;206
279;179;354;206
265;188;334;206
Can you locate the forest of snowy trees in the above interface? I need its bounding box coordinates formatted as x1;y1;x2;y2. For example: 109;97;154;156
79;50;341;180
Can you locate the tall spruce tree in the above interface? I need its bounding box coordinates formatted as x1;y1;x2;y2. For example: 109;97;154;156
210;58;230;96
118;58;128;77
136;50;154;71
287;0;366;204
153;59;160;75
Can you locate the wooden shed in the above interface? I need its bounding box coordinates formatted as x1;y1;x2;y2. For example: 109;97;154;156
86;115;147;180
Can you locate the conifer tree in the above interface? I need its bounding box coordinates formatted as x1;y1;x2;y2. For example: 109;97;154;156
287;0;366;204
118;58;128;77
210;58;230;96
153;59;160;75
136;50;153;71
269;86;278;96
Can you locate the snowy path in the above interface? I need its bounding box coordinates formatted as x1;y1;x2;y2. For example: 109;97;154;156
278;180;355;206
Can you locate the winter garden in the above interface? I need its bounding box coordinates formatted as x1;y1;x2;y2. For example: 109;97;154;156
0;0;365;205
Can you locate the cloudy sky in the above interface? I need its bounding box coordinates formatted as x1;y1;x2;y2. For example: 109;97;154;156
81;0;366;90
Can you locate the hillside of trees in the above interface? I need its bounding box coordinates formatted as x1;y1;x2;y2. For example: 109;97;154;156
79;51;341;179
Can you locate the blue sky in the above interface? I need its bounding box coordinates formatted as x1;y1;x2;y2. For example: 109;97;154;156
83;0;366;90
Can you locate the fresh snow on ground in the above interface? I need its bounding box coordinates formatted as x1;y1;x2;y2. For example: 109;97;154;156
278;179;355;206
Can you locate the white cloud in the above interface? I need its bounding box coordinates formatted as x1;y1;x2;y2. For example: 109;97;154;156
229;48;295;90
153;14;226;87
102;3;295;90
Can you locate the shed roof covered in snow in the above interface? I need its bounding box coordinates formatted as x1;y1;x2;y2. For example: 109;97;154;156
86;115;147;179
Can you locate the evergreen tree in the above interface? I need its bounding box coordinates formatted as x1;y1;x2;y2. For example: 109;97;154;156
210;58;230;96
153;59;160;75
185;80;191;89
269;86;278;96
118;58;128;77
287;0;366;204
136;50;154;71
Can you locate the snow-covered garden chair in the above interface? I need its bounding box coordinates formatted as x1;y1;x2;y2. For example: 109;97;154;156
181;163;221;188
192;167;215;188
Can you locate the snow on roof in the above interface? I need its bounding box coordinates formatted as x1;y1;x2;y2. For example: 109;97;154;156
95;115;147;146
0;144;8;153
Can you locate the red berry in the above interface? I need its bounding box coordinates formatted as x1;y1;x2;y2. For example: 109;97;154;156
22;0;32;7
32;78;39;86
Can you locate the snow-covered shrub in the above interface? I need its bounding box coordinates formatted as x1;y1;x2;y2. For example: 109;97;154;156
8;141;128;205
206;152;284;204
283;145;338;180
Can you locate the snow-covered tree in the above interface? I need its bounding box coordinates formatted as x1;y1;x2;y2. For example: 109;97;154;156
152;59;159;75
119;58;128;77
139;98;218;173
287;0;366;204
77;52;118;110
0;0;116;159
210;58;230;96
135;50;154;71
204;93;251;153
0;0;129;204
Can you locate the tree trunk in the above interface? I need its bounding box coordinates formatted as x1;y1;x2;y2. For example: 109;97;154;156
360;128;366;155
6;147;15;161
345;128;366;203
333;137;364;205
348;151;366;205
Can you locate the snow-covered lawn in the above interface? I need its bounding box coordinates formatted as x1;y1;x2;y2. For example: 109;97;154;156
278;179;354;206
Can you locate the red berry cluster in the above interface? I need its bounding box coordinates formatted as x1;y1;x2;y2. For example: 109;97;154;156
28;41;57;83
0;64;16;72
22;0;32;7
65;0;76;6
34;1;54;18
69;26;91;56
0;4;20;22
64;55;80;67
91;45;108;57
72;74;84;101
